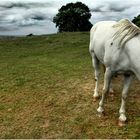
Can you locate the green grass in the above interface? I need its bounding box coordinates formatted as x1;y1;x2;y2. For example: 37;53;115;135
0;32;139;138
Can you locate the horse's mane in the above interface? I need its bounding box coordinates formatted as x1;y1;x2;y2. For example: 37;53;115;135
112;19;140;47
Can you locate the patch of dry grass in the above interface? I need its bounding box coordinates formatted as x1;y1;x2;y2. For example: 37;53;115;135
0;32;139;138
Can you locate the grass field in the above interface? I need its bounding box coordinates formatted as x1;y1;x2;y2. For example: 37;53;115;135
0;32;139;138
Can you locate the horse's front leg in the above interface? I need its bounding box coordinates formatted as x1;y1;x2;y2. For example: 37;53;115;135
118;74;133;126
97;67;112;115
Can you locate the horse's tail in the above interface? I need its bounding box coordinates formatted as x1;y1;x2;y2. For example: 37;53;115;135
89;25;97;53
90;25;97;41
89;25;106;74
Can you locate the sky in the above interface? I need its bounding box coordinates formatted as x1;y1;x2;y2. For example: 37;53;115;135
0;0;140;36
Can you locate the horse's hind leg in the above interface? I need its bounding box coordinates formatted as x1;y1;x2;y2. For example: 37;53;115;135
91;52;100;101
102;64;114;94
97;67;112;115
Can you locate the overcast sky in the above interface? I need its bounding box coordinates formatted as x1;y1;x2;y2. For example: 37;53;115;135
0;0;140;36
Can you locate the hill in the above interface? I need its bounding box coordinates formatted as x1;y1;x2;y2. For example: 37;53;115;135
0;32;139;138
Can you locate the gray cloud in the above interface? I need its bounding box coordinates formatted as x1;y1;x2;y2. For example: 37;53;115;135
0;0;140;35
0;3;30;9
0;2;56;9
0;1;58;32
91;2;134;13
89;0;140;24
0;26;17;31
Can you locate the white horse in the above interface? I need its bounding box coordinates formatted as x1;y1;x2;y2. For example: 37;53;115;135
89;19;140;126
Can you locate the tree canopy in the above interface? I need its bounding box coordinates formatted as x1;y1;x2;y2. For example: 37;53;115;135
132;15;140;27
53;2;92;32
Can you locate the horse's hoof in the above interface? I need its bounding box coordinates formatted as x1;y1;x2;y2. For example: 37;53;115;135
93;96;100;102
109;92;115;97
97;112;105;118
118;120;126;127
109;89;115;97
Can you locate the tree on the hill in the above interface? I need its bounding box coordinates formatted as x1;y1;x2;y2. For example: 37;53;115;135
132;15;140;27
53;2;92;32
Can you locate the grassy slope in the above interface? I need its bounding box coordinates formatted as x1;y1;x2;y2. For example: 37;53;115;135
0;32;139;138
